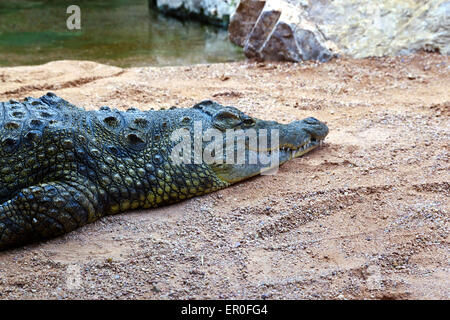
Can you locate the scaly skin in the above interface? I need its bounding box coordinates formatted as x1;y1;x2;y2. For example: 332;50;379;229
0;93;328;250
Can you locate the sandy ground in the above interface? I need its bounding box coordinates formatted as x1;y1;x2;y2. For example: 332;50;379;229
0;53;448;300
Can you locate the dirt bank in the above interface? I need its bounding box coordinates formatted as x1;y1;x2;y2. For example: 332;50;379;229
0;53;448;299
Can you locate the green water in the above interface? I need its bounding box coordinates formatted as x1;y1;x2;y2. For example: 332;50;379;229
0;0;244;67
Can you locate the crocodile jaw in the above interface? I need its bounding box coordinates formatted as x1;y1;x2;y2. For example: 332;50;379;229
279;136;324;162
211;121;328;184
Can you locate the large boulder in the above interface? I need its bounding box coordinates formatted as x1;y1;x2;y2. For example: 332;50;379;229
229;0;450;62
229;0;337;62
150;0;238;27
228;0;266;46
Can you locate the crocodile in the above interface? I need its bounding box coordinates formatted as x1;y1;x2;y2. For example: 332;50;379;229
0;93;328;250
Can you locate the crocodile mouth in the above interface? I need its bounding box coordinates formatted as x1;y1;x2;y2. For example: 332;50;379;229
210;116;328;184
258;136;324;161
279;137;324;159
212;136;325;184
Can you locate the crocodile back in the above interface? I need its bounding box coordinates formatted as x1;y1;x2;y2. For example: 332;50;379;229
0;93;85;203
0;93;228;212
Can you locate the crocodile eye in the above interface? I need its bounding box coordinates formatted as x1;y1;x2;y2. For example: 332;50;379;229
215;110;240;121
242;117;255;126
212;110;241;130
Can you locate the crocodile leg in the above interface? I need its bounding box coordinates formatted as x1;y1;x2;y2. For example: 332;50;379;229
0;178;104;250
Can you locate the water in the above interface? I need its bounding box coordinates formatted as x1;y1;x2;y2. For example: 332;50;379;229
0;0;244;67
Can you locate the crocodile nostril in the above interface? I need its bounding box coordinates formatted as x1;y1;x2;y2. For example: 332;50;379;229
304;117;319;124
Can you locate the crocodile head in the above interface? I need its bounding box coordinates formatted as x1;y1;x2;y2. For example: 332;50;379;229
181;100;329;184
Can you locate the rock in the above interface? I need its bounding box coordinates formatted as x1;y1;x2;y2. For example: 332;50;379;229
306;0;450;58
150;0;238;27
229;0;450;62
229;0;336;62
228;0;266;46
